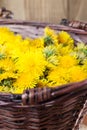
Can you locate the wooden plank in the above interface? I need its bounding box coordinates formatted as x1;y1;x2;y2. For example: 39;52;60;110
24;0;67;23
0;0;25;20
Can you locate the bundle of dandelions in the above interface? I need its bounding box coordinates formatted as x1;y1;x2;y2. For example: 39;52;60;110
0;27;87;94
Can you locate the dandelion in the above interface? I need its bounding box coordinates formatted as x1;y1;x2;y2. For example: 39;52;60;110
58;31;74;45
58;55;78;68
44;27;58;46
69;66;87;82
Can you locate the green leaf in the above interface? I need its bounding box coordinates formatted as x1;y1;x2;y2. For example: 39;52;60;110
82;49;87;55
0;53;6;60
0;68;5;74
44;36;53;46
0;78;16;87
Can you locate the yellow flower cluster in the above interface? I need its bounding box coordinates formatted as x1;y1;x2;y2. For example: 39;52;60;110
0;27;87;94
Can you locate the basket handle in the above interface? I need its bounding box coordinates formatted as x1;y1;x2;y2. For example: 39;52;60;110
22;87;51;105
22;80;87;105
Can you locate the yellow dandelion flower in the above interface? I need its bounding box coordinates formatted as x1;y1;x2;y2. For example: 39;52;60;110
0;58;16;72
47;55;58;67
58;31;74;45
0;86;10;92
0;27;15;44
11;87;25;94
0;86;4;92
31;38;44;48
13;71;38;90
44;27;58;46
58;55;78;68
58;44;74;55
69;66;87;82
2;41;20;59
0;72;18;81
15;50;46;75
47;67;70;87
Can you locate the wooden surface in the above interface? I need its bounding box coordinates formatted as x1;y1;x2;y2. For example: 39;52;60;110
0;0;87;23
24;0;67;23
0;0;25;20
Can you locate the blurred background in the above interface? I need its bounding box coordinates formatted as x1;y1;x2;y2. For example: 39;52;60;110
0;0;87;23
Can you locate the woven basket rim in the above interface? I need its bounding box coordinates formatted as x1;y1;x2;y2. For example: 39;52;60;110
0;18;87;34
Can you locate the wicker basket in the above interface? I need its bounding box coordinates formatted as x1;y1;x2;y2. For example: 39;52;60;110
0;19;87;130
